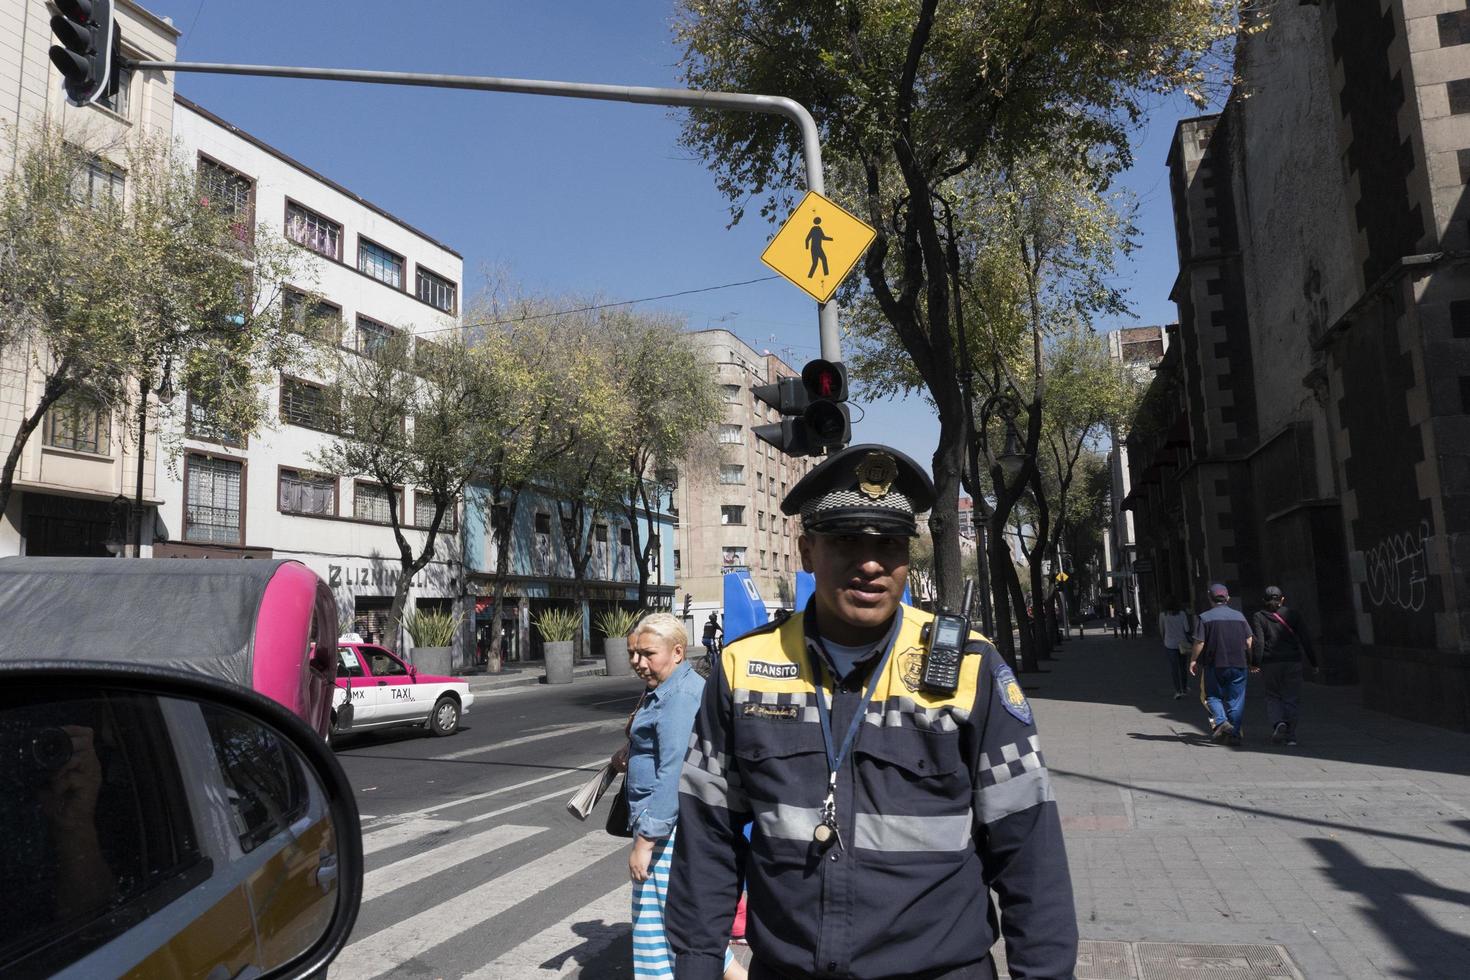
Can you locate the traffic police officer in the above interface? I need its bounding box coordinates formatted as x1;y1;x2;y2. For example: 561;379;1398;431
667;445;1078;979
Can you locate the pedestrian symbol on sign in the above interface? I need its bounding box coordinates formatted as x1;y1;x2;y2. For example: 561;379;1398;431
805;218;832;278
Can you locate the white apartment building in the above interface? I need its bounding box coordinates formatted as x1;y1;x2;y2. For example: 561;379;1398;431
1103;325;1167;619
158;97;466;647
0;0;179;557
675;330;817;621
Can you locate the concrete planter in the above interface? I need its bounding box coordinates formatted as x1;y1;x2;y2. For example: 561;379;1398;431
412;645;452;677
603;637;633;677
544;641;575;685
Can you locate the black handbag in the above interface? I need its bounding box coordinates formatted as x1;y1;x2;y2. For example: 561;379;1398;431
605;775;632;838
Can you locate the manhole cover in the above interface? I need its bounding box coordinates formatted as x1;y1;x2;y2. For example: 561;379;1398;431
1076;940;1135;979
994;939;1135;979
1135;943;1303;980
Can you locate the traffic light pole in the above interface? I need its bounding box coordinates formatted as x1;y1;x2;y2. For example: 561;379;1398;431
125;59;843;362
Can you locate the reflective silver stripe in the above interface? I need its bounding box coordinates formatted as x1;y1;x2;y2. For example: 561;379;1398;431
753;802;824;841
974;766;1053;825
853;811;973;852
680;760;749;812
686;735;728;777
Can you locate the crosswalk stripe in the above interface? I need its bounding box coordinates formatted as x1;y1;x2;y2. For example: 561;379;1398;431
463;883;629;979
362;824;543;902
463;786;584;825
433;720;625;762
330;834;629;980
361;757;606;824
361;817;460;856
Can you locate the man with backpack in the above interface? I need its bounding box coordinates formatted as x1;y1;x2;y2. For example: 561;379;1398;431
1251;586;1318;746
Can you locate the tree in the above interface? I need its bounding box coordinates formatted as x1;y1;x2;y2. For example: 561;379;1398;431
673;0;1235;636
464;296;585;669
600;309;721;607
0;126;307;526
312;325;498;652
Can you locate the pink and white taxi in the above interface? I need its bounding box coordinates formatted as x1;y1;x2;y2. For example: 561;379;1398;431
331;640;474;739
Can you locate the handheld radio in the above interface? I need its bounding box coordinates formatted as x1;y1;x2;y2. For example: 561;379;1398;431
919;579;975;694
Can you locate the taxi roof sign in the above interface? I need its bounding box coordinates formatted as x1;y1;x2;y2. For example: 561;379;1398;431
761;190;877;304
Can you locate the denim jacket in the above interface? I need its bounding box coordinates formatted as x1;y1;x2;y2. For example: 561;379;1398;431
625;660;705;839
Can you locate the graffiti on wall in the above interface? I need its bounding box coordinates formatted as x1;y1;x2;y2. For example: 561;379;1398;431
1363;520;1431;613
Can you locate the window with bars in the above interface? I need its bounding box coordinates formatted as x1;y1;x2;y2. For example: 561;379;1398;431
358;238;405;288
285;201;341;259
283;290;342;343
415;267;457;312
278;469;335;517
198;157;254;246
718;424;743;444
279;377;336;431
719;464;745;485
721;506;745;526
354;482;400;524
185;454;243;544
186;391;244;447
74;157;124;209
43;393;110;455
721;384;742;403
414;492;456;531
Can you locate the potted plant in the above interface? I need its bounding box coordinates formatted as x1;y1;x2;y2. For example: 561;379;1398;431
400;608;462;677
594;607;642;677
534;607;582;685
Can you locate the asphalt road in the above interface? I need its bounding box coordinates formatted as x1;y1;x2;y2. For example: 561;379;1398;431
328;673;651;979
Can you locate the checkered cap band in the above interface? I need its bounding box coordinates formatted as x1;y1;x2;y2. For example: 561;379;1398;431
799;488;914;526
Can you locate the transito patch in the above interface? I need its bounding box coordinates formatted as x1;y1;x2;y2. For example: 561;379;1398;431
993;662;1033;725
742;702;800;721
747;659;800;680
896;645;925;694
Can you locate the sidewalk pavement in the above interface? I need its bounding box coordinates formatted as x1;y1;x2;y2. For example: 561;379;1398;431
459;651;718;695
1026;628;1470;979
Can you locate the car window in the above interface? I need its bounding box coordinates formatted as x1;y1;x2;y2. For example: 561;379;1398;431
367;648;409;678
0;690;208;976
201;703;308;853
337;647;364;678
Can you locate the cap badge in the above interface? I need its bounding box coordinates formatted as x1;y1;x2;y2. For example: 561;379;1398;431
856;452;899;500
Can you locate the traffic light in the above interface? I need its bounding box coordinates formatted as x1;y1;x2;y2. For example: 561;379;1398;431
681;594;692;618
49;0;118;108
752;359;851;457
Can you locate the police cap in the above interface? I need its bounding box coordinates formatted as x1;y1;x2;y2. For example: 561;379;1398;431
780;444;936;537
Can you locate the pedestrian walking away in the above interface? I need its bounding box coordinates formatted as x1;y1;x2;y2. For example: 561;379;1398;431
703;612;723;659
666;444;1077;980
617;612;744;980
1157;597;1192;699
1188;583;1256;745
1250;586;1317;746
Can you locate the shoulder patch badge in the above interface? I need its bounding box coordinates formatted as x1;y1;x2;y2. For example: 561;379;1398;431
992;662;1033;725
747;660;800;680
896;645;925;694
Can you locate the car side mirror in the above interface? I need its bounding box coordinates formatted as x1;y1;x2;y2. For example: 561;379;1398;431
0;666;363;978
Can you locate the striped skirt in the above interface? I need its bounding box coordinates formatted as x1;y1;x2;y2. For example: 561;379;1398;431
631;829;734;979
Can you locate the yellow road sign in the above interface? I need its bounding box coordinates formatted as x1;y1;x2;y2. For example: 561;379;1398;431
760;190;877;304
1055;571;1070;583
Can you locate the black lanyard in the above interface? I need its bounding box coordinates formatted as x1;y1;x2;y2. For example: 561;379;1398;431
807;607;903;781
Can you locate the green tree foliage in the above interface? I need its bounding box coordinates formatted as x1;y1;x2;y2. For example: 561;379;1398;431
313;324;500;652
599;309;721;606
673;0;1237;665
0;125;309;519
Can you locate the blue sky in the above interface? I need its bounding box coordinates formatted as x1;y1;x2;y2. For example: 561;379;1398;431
143;0;1194;472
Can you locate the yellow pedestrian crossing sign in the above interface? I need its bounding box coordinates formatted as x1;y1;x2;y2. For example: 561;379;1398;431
761;190;877;304
1055;571;1069;583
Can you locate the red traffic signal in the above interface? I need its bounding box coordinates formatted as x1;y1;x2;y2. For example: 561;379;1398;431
49;0;117;107
801;359;847;401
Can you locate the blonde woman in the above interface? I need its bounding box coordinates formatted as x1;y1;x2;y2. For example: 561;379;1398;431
616;612;743;980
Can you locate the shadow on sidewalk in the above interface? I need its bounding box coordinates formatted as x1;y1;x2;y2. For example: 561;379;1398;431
1028;632;1470;780
1307;838;1470;976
